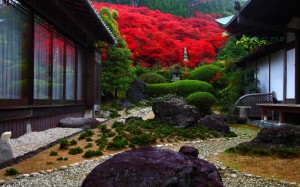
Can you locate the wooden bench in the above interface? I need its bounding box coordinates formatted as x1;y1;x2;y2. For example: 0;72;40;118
257;103;300;124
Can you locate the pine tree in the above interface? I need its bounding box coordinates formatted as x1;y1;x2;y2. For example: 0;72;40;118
98;7;136;99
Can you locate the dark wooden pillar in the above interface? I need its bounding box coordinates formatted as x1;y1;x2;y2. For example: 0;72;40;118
86;48;96;106
295;33;300;104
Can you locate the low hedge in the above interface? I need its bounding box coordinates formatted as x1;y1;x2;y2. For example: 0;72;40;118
138;73;167;84
186;91;216;116
146;80;214;97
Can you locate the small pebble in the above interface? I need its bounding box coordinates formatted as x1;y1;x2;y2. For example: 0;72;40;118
230;173;238;178
60;166;68;170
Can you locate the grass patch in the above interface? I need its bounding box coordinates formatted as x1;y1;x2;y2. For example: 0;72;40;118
226;145;300;159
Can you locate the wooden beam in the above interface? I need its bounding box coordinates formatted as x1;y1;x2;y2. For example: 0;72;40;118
237;15;284;32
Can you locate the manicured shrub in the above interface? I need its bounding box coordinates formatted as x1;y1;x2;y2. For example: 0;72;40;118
69;139;77;146
107;140;127;150
78;130;95;140
59;139;70;149
85;143;93;149
85;137;93;142
5;168;18;176
146;80;214;97
139;73;167;84
68;147;84;155
57;157;68;161
50;150;58;156
190;64;221;83
155;70;172;82
186;91;216;116
172;80;214;97
130;133;156;146
83;150;103;158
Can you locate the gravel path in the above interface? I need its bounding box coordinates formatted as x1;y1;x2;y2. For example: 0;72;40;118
8;128;83;158
2;126;299;187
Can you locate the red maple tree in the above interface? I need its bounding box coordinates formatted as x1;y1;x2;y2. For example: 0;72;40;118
93;2;227;68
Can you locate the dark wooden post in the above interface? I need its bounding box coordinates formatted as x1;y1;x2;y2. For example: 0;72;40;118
295;32;300;104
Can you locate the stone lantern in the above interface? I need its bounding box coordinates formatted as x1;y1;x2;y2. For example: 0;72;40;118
171;66;181;81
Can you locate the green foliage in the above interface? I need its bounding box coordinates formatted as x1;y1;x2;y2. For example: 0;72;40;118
186;91;216;116
84;143;94;149
96;137;108;150
190;64;221;83
85;137;93;142
224;131;238;138
226;145;300;159
130;133;156;146
135;65;150;77
5;168;19;176
84;150;103;158
50;150;58;156
146;80;214;97
99;7;136;99
57;157;68;161
69;139;77;146
236;35;269;51
78;130;95;140
97;0;245;18
59;139;70;149
139;73;167;84
217;36;249;64
107;139;127;150
155;70;172;82
109;110;121;118
68;147;84;155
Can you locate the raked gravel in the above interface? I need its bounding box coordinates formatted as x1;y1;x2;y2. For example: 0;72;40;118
8;128;83;158
2;125;299;186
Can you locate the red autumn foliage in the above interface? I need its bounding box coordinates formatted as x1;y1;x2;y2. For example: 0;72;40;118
93;2;227;68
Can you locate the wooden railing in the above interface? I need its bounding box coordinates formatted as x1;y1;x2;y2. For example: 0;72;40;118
234;92;274;117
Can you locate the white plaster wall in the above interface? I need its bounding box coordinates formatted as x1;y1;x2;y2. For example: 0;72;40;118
270;50;284;101
287;48;295;99
257;56;269;93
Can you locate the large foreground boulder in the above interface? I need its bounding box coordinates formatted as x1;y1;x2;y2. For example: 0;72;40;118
153;98;199;128
197;115;230;134
242;125;300;149
82;146;223;187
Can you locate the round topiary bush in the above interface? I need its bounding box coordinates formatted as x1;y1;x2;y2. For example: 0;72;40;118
146;80;214;97
190;64;221;83
139;73;167;84
186;92;216;117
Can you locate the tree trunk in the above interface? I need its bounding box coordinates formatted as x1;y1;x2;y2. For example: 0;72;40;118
115;88;118;99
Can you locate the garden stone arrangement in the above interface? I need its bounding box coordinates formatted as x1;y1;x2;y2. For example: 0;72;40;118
152;98;199;128
1;122;298;187
244;125;300;148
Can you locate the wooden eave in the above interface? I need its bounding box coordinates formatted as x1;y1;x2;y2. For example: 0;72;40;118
61;0;117;45
222;0;300;37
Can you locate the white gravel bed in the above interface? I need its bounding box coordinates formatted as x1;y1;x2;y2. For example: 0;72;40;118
9;128;83;158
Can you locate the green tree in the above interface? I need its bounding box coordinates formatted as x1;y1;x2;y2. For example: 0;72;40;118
98;7;136;99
